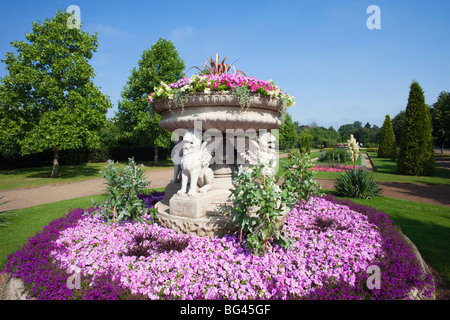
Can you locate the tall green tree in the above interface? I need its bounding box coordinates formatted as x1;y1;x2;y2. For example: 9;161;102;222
115;38;185;165
279;113;298;150
397;81;435;176
299;129;311;154
431;91;450;153
392;110;405;146
0;10;111;177
378;115;396;158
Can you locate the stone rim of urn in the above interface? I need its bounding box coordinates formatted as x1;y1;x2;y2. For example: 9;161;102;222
151;91;283;237
152;92;283;132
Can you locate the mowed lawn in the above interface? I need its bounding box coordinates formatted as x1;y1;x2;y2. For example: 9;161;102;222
314;151;450;185
0;160;174;191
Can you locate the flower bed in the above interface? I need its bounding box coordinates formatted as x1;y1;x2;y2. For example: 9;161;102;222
147;73;295;111
313;164;361;172
2;193;434;300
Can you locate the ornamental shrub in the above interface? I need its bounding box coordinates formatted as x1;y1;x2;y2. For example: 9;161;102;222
397;81;435;176
378;115;397;158
228;161;291;254
281;150;321;209
318;149;350;163
300;134;311;154
334;169;382;199
90;158;155;223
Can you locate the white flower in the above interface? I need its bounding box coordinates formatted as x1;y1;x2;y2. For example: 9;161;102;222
204;88;211;94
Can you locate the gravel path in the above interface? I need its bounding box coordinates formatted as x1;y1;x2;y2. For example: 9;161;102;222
0;168;174;212
1;152;449;211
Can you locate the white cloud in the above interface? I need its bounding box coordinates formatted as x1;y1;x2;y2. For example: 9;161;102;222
170;26;194;41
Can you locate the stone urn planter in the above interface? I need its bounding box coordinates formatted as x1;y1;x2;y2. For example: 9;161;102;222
148;73;295;237
152;92;284;132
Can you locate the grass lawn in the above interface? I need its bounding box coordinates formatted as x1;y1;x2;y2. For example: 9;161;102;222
0;187;165;268
339;194;450;284
313;152;450;184
0;159;174;191
367;152;450;185
0;194;107;268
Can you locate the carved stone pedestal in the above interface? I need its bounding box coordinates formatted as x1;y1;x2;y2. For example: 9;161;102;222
155;184;237;237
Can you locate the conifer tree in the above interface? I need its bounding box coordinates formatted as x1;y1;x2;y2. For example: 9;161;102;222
397;81;435;175
378;115;396;158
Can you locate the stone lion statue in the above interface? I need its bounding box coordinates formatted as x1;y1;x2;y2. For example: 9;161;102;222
176;131;214;196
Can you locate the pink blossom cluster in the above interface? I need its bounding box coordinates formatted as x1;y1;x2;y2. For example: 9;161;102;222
147;73;295;108
169;74;278;92
52;197;384;300
313;164;361;172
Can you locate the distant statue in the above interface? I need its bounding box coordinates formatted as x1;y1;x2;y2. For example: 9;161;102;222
177;131;214;196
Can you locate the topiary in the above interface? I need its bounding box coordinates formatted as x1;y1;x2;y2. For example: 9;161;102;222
378;115;396;158
397;81;435;176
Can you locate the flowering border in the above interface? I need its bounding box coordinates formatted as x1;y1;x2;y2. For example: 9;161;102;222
1;193;434;300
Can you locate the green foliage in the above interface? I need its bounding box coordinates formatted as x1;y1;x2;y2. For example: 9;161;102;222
391;110;405;146
378;115;396;158
397;81;435;176
233;85;252;110
431;91;450;152
299;130;311;154
338;121;380;146
90;158;155;224
281;150;322;210
115;38;185;164
228;161;291;255
0;10;111;177
335;169;382;199
318;149;351;163
278;113;298;149
299;125;341;148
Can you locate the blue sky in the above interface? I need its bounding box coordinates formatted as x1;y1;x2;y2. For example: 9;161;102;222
1;0;449;130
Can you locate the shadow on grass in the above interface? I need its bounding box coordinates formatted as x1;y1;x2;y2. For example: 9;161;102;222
333;193;450;285
26;164;102;179
0;163;102;179
389;214;450;282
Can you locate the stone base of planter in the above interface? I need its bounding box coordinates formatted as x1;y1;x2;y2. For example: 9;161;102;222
156;178;237;237
155;198;237;238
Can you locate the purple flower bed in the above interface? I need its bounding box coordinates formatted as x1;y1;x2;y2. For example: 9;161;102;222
2;192;434;300
138;191;165;209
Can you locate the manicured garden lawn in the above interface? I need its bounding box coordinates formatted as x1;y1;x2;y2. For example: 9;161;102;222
0;160;174;191
0;194;107;267
0;187;165;268
313;152;450;184
367;152;450;185
339;195;450;284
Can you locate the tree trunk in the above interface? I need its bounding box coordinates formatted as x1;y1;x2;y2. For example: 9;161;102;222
51;147;60;178
153;146;159;166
